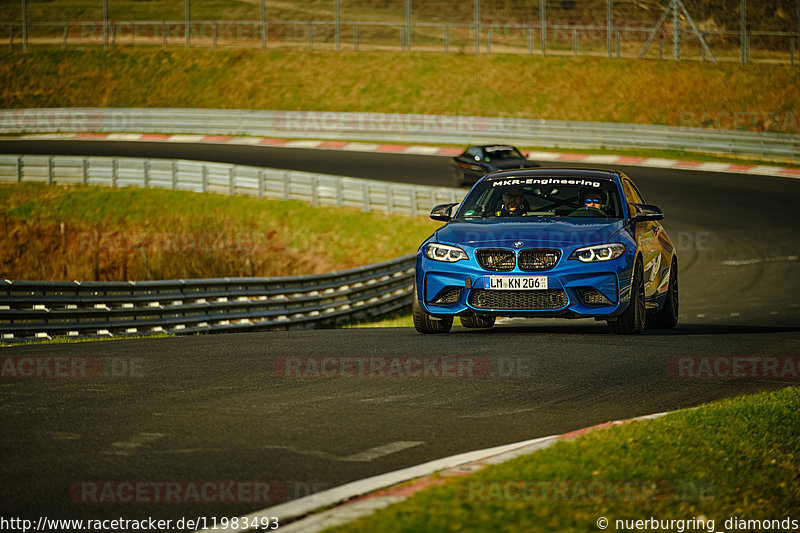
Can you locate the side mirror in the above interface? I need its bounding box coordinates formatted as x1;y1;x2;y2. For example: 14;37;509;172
631;203;664;222
430;203;459;222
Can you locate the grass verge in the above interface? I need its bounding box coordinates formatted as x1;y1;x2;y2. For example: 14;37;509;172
2;48;798;134
326;386;800;533
0;182;440;281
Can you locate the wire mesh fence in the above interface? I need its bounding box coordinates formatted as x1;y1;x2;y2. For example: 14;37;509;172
1;0;799;64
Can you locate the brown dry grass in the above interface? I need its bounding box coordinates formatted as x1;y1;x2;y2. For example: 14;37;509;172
0;183;440;281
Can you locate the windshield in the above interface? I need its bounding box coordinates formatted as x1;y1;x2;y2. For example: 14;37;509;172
457;177;623;219
481;146;524;161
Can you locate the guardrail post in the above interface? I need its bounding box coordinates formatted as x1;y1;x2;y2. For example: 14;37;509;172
307;22;313;49
409;189;417;217
283;171;291;201
111;159;118;187
47;157;54;185
162;22;167;48
142;159;150;189
310;176;319;206
228;167;235;195
487;27;492;54
385;184;394;215
62;24;69;48
201;165;208;193
444;25;449;53
335;179;343;207
82;158;88;185
362;182;370;212
616;30;621;58
573;28;578;56
257;169;264;199
354;24;359;51
16;156;23;183
171;161;178;190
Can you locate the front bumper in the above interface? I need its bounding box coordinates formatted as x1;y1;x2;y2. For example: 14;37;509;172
416;250;635;319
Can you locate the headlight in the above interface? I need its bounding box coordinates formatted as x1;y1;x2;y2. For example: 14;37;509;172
569;243;626;262
425;243;468;262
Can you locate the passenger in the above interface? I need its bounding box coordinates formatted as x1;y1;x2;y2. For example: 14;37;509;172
496;187;529;217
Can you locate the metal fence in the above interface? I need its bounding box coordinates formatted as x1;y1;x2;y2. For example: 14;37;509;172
2;108;798;162
0;254;416;341
0;154;463;216
3;0;799;65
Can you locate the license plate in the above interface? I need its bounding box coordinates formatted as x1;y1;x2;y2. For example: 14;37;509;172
484;276;548;290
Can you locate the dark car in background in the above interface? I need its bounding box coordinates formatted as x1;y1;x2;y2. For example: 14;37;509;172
450;145;539;186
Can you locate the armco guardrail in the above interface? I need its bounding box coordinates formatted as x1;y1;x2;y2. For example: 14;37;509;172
0;255;416;341
2;108;798;162
0;154;461;341
0;154;462;216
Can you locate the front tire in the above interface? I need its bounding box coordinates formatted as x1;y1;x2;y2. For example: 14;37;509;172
413;289;453;334
452;166;466;187
648;257;678;329
460;314;496;329
608;259;645;335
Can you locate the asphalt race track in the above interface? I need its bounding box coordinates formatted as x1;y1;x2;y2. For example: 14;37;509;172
1;140;799;528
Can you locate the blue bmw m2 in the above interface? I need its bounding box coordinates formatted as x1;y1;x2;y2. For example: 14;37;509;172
413;168;678;334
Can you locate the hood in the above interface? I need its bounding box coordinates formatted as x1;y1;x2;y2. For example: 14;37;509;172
434;218;627;249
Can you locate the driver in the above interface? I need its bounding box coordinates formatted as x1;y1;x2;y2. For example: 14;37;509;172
581;190;603;211
495;187;529;217
568;189;606;217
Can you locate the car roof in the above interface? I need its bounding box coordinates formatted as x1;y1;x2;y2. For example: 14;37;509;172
467;145;520;152
479;168;622;182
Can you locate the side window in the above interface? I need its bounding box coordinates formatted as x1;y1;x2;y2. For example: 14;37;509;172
629;180;646;203
621;178;644;215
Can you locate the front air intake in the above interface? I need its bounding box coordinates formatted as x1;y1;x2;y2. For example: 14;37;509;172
476;249;515;271
518;249;560;271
